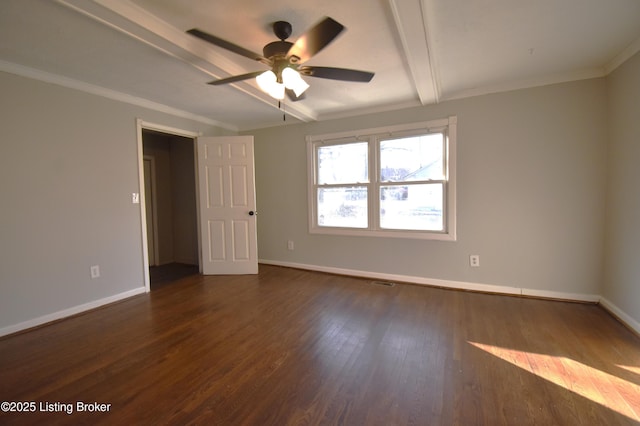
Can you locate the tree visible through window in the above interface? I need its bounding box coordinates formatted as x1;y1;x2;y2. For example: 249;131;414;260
307;117;457;240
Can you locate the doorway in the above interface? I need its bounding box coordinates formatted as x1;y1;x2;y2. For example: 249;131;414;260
142;128;199;290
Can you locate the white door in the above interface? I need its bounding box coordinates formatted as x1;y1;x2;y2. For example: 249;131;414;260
197;136;258;274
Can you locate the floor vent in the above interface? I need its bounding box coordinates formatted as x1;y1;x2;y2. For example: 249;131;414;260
371;280;395;287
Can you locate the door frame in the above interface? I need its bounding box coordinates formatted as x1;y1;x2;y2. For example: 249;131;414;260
136;119;201;292
143;155;159;266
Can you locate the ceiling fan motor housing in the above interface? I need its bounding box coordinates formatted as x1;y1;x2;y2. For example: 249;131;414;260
263;41;293;60
273;21;292;40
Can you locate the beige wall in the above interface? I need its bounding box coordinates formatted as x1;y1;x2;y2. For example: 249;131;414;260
1;51;638;334
249;78;608;298
604;51;640;325
0;71;227;332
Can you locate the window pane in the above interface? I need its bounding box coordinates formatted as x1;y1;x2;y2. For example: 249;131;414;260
318;142;368;184
380;184;443;231
318;187;368;228
380;133;443;182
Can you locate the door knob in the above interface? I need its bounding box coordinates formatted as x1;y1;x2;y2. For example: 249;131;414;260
249;211;256;216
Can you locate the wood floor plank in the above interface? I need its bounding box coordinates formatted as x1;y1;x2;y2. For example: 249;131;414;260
1;265;639;425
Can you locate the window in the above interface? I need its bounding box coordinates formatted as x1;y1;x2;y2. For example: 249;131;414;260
307;117;456;240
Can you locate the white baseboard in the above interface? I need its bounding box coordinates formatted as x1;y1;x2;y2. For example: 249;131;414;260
259;260;640;332
259;259;601;303
4;264;637;339
599;297;640;335
521;288;600;303
0;287;147;338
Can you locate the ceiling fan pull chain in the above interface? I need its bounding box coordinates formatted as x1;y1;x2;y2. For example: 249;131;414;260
277;99;286;121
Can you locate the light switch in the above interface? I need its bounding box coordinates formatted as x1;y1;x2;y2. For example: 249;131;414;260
132;193;140;204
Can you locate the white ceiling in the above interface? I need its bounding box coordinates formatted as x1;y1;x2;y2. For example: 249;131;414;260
1;0;639;131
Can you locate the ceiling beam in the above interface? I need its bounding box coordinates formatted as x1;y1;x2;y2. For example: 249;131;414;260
389;0;439;105
57;0;318;123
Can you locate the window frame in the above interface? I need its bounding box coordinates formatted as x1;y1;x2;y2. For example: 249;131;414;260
307;117;457;241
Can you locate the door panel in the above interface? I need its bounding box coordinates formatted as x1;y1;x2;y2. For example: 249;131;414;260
207;220;226;261
207;166;225;207
232;221;250;260
198;136;258;274
231;165;249;206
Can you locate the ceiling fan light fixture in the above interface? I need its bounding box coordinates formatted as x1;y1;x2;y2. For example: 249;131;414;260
189;17;374;102
282;67;310;97
271;83;286;100
256;70;285;99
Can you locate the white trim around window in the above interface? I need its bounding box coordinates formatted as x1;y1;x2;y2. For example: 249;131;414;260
306;116;457;241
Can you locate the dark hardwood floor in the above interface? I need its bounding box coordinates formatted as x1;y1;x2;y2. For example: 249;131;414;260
149;262;199;290
0;265;639;425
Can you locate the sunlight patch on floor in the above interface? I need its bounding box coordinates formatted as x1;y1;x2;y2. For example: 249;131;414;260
469;341;640;422
617;364;640;375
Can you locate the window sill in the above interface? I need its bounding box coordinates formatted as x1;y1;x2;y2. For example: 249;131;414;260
309;226;457;241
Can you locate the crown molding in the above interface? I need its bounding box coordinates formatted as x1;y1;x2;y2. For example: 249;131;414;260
605;36;640;75
441;67;607;102
0;60;237;131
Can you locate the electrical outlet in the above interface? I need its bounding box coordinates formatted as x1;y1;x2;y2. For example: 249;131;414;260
469;255;480;267
90;265;100;279
287;240;294;251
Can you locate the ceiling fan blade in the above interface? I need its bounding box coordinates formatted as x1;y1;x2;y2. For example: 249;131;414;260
287;17;345;64
187;28;270;65
286;89;306;102
208;71;264;85
299;66;374;82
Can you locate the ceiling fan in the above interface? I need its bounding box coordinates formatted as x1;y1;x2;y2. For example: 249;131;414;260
186;17;375;101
